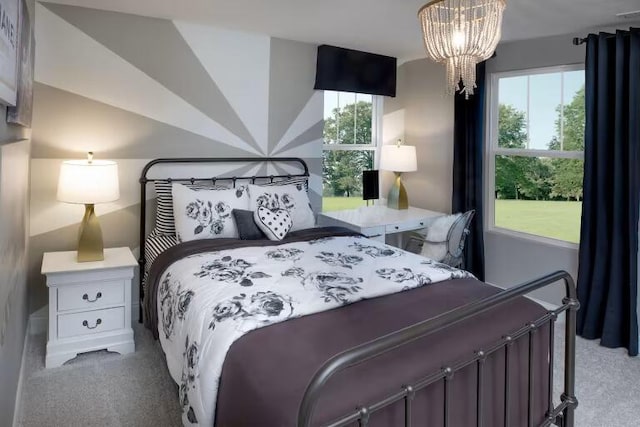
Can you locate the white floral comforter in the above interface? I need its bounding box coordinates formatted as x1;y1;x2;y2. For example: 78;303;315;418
156;235;473;425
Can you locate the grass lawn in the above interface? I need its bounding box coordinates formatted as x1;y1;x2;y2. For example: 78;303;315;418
323;197;581;244
322;197;368;212
495;200;581;244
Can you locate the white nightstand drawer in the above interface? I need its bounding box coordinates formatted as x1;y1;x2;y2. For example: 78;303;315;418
385;218;428;234
58;280;125;311
58;307;125;339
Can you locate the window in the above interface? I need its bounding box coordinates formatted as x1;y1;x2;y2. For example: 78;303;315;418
487;66;585;244
322;91;381;212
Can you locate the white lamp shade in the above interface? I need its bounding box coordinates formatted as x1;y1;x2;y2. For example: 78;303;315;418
380;145;417;172
57;160;120;204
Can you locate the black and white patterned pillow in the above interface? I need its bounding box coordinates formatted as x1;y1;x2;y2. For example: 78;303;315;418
172;184;249;242
154;181;231;235
248;183;315;232
253;207;292;241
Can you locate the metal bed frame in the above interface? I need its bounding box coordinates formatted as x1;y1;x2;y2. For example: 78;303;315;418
138;157;578;427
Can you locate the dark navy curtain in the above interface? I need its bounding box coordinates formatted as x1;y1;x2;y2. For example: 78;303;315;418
577;28;640;356
453;62;486;281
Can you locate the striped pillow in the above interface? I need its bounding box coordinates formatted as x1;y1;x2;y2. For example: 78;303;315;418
256;176;309;190
144;230;179;272
142;230;179;295
153;181;230;235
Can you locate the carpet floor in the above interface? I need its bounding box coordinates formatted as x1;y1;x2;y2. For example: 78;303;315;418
15;322;640;426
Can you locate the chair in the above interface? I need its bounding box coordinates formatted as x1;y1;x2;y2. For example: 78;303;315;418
405;210;475;269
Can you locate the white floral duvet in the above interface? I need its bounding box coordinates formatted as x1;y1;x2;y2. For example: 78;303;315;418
156;235;473;425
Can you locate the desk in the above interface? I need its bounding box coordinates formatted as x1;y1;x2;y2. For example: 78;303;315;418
317;206;445;246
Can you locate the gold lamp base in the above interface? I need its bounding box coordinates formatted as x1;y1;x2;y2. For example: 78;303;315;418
77;204;104;262
387;172;409;210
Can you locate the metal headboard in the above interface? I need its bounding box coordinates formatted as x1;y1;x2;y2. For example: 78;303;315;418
138;157;310;322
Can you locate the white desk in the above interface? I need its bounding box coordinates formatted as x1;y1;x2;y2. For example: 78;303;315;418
317;206;445;245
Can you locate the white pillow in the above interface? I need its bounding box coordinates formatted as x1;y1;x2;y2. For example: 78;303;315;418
172;183;249;242
419;213;461;262
248;183;315;232
253;207;293;241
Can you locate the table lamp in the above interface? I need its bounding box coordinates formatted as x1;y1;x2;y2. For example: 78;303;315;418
380;140;417;210
57;152;120;262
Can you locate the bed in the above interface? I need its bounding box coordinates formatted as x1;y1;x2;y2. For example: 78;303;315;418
138;157;578;427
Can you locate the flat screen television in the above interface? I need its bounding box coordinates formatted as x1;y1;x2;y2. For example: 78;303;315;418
314;45;397;97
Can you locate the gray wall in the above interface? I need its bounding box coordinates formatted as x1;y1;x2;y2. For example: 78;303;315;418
29;3;323;314
382;58;455;214
0;2;33;422
484;34;585;303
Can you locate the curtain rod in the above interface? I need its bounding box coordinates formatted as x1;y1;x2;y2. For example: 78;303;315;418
574;28;638;46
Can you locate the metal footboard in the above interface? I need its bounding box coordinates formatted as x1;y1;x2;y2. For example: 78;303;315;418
298;270;579;427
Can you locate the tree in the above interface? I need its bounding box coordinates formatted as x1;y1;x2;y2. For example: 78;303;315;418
518;158;553;200
324;101;372;145
497;104;528;150
494;86;585;202
548;86;585;201
322;150;373;197
323;101;374;197
495;104;554;200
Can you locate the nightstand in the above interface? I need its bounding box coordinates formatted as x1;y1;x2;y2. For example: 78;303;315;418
42;247;137;368
317;206;444;246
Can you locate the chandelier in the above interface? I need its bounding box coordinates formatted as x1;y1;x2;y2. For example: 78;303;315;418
418;0;506;98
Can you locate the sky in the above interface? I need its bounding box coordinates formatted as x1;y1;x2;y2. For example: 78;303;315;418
499;70;584;150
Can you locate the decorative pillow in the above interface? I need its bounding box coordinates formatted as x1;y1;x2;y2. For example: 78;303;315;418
248;183;315;232
418;213;461;262
253;207;292;241
154;180;230;235
232;209;266;240
172;184;249;242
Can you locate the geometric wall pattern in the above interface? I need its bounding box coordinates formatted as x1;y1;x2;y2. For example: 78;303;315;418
29;3;323;312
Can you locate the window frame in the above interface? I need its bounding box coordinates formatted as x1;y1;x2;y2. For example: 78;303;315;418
322;93;384;206
485;64;585;248
322;93;383;165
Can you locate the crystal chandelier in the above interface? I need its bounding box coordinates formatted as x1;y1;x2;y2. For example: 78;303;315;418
418;0;506;98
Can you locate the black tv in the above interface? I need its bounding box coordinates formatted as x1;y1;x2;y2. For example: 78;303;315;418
314;45;397;97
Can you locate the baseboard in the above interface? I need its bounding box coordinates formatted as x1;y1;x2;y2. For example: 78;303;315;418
12;318;30;427
29;305;48;335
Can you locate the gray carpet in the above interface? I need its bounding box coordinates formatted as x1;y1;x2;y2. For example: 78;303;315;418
15;322;640;426
16;323;182;427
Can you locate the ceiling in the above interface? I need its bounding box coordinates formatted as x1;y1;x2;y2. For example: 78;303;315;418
40;0;640;61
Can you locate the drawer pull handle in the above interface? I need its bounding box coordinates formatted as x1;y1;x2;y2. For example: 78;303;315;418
82;292;102;303
82;319;102;330
420;222;424;226
395;226;399;230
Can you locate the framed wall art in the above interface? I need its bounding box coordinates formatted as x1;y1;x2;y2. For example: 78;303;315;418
0;0;19;106
7;0;33;126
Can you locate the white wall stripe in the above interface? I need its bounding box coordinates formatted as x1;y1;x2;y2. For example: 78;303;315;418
271;91;324;154
174;21;271;152
273;137;323;158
